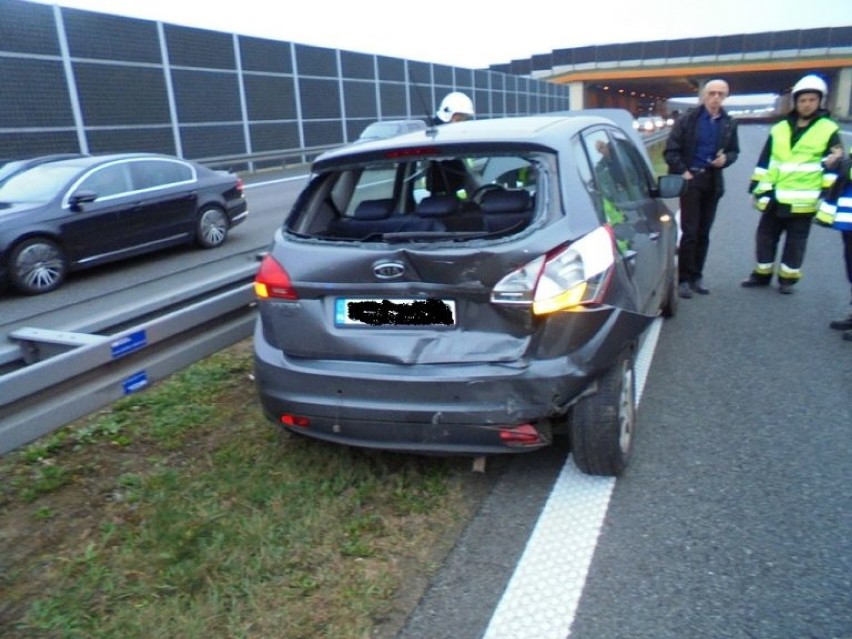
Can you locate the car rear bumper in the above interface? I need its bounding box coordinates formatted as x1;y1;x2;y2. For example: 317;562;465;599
229;203;249;226
253;325;606;455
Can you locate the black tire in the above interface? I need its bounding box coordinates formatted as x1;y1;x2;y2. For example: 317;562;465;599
570;347;636;476
660;260;678;318
9;237;68;295
196;205;229;248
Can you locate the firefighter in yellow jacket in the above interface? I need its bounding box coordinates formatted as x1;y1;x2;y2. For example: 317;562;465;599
741;75;843;294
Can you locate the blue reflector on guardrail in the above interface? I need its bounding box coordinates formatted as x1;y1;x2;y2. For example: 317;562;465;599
122;371;149;395
111;330;147;358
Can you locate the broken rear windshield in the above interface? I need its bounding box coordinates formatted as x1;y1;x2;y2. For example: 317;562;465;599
287;153;547;242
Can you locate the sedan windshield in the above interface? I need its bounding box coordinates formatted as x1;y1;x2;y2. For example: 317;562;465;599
0;164;81;203
0;160;27;183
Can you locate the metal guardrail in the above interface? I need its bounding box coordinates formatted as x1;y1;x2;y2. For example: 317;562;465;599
198;143;340;172
0;263;259;455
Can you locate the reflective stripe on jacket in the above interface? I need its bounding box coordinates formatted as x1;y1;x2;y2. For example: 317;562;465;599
752;118;839;214
816;159;852;230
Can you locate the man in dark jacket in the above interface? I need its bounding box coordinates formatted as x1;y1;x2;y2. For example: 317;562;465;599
664;79;740;298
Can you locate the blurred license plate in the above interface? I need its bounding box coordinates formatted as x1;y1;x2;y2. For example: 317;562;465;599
335;298;456;327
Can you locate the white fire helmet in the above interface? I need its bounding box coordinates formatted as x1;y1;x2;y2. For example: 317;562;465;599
792;74;828;103
436;92;475;123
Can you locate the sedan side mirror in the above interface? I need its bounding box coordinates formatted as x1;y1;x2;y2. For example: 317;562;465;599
68;190;98;210
653;174;686;199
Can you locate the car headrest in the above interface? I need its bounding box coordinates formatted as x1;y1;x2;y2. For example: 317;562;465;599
415;194;460;217
480;189;532;214
352;198;395;220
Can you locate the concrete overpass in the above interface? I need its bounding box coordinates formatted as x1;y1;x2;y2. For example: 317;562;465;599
490;27;852;118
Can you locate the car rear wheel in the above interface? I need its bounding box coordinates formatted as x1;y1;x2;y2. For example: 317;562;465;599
196;205;228;248
570;347;636;476
9;238;68;295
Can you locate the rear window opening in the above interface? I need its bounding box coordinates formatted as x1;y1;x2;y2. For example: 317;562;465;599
286;153;547;243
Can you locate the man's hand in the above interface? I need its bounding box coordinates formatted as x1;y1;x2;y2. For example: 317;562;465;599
824;145;844;169
710;150;727;168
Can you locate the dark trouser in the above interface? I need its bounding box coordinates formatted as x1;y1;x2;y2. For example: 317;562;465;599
753;205;814;284
678;171;720;283
843;230;852;301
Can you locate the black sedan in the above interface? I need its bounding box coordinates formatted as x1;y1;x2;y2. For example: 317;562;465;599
0;153;248;294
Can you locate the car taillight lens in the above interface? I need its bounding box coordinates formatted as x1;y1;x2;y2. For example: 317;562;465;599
491;226;615;315
281;414;310;428
254;255;298;300
235;177;244;194
499;423;544;446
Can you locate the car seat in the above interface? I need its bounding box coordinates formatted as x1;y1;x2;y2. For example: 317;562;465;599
423;162;484;231
480;189;533;233
328;198;444;239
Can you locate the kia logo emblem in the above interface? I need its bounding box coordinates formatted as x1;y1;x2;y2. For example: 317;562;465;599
373;261;405;279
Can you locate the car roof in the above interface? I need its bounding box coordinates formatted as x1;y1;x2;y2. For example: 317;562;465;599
314;110;643;168
321;109;656;176
37;153;191;171
365;119;425;126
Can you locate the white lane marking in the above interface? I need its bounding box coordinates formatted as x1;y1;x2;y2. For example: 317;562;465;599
482;318;663;639
243;174;308;189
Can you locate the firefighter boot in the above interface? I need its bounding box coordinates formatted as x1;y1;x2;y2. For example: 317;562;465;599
829;314;852;331
741;272;771;288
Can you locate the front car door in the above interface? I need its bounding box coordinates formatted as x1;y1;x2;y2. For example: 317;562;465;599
61;162;138;265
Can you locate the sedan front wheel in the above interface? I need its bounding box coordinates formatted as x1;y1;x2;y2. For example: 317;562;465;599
9;238;68;295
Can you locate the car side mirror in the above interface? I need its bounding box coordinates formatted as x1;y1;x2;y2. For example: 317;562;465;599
653;175;685;199
68;190;97;210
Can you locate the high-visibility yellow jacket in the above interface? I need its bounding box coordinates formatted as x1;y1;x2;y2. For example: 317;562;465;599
751;116;839;214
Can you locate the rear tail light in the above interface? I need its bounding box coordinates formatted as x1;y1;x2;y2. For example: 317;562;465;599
499;423;544;446
235;177;244;194
254;255;299;300
491;226;615;315
281;414;310;428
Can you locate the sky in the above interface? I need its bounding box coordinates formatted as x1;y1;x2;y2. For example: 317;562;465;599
26;0;852;70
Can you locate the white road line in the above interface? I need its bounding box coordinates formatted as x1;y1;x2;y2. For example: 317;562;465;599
243;174;308;189
482;318;663;639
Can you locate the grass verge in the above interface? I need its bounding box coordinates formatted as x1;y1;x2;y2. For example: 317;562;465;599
0;340;489;639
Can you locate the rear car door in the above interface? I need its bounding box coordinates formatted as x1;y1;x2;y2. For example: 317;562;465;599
575;127;664;313
126;159;198;245
607;129;668;311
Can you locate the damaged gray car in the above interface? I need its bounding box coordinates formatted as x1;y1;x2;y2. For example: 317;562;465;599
252;111;684;476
